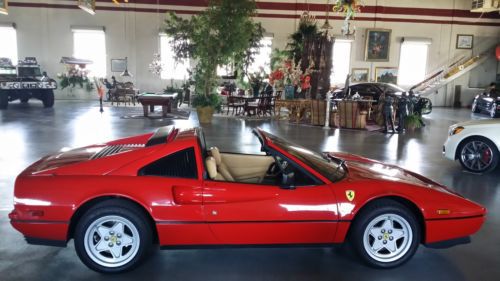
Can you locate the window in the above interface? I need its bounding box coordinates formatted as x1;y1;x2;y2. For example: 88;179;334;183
73;28;106;77
331;40;352;85
160;35;190;80
248;36;273;74
0;25;18;65
398;40;430;86
139;148;198;179
217;64;235;77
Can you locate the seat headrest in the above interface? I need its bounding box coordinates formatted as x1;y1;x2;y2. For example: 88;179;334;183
205;156;218;179
209;147;222;165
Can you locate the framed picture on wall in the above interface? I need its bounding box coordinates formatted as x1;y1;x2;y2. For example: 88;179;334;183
375;67;398;84
351;68;369;83
365;29;391;61
0;0;8;15
78;0;96;15
111;59;127;73
456;34;473;49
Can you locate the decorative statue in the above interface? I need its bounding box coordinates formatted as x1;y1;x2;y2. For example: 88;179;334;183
397;92;411;133
382;93;396;133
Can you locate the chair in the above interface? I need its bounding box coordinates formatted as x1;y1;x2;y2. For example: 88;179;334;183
226;96;245;115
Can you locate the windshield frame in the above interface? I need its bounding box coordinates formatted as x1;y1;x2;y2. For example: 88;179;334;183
256;129;347;183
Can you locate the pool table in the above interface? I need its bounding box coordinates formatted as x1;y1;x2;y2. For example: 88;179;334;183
137;93;178;117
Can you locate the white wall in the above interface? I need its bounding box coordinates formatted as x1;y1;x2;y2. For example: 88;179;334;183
0;0;499;105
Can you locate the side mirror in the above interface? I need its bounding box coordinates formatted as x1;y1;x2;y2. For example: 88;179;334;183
280;172;295;189
421;98;433;115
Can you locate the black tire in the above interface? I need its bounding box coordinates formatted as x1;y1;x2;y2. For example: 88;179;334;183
458;137;499;173
0;92;8;109
74;199;153;273
42;90;54;108
350;199;420;268
471;101;480;113
20;97;29;103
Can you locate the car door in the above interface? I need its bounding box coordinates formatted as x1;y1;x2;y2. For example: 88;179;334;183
202;160;338;245
136;147;216;245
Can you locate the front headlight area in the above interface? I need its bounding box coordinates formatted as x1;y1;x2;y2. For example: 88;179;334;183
449;126;465;136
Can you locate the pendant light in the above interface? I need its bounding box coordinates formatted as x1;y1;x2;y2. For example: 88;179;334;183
121;57;132;77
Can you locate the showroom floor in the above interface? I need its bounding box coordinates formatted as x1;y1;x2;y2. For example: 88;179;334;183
0;100;499;281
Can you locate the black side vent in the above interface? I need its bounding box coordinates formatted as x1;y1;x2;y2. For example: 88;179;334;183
91;144;144;160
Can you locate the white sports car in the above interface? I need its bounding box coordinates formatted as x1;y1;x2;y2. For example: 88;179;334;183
443;119;500;173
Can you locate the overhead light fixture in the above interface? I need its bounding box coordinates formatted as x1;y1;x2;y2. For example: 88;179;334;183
78;0;96;15
120;57;132;77
0;0;8;15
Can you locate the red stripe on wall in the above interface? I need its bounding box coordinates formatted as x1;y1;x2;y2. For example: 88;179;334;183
88;0;500;19
8;2;500;27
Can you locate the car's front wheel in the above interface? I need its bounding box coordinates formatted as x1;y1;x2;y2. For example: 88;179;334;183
350;199;420;268
459;137;499;173
74;200;153;273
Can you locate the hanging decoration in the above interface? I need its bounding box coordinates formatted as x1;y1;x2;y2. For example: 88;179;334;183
112;0;129;5
0;0;9;15
149;53;163;77
332;0;362;35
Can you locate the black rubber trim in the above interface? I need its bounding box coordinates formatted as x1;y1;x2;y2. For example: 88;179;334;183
156;219;351;224
11;219;69;224
424;236;471;249
160;243;342;250
146;125;175;147
425;215;484;222
25;237;67;247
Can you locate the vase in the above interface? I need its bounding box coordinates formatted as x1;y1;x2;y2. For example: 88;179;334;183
285;85;294;100
197;106;215;124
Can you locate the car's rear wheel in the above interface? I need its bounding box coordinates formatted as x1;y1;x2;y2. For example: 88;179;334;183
350;199;420;268
459;137;499;173
74;200;152;273
0;92;8;109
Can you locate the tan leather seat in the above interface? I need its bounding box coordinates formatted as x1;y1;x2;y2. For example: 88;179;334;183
209;147;235;181
205;156;225;181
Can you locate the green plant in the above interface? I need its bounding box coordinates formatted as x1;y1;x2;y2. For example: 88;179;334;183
405;114;423;130
191;93;222;112
286;20;319;65
163;0;262;105
58;75;94;93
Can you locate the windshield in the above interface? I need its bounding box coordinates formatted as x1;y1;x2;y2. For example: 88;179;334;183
263;133;346;183
18;67;41;77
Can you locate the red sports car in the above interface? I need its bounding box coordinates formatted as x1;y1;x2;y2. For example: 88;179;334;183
9;126;486;273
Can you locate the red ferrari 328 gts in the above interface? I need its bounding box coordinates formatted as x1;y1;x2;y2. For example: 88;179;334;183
10;126;486;273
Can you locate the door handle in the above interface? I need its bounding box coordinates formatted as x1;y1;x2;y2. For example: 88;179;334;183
172;185;203;205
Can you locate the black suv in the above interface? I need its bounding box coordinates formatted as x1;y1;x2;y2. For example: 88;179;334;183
472;91;500;118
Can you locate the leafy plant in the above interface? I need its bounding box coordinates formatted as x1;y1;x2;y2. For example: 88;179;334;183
405;114;423;130
286;21;319;65
191;93;222;112
58;74;94;93
163;0;263;107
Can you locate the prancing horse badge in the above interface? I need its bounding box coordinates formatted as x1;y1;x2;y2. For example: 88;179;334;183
346;190;355;201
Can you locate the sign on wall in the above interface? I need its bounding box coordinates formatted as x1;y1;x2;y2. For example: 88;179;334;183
78;0;96;15
365;29;391;61
0;0;8;15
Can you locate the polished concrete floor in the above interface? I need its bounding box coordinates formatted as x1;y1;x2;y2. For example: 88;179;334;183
0;100;499;281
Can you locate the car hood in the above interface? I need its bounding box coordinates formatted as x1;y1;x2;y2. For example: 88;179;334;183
329;152;459;195
453;119;500;127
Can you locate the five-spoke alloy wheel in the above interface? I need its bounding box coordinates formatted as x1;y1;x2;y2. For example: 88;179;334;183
74;200;153;273
350;199;420;268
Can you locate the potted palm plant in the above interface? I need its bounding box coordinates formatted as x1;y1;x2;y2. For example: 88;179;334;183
164;0;263;123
